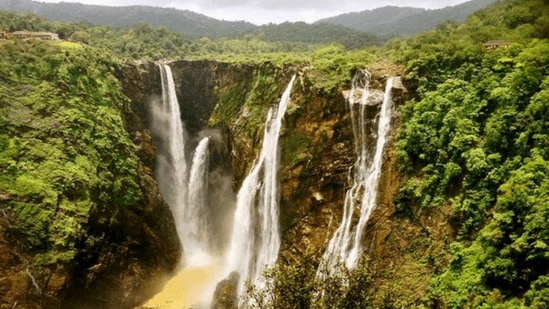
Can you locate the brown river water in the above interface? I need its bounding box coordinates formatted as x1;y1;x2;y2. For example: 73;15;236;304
142;262;220;309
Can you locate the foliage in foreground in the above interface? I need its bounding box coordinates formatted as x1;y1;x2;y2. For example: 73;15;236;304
244;256;374;309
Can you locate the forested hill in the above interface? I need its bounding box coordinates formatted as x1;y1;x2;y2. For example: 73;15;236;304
0;0;255;39
0;0;378;48
0;0;497;46
316;0;498;37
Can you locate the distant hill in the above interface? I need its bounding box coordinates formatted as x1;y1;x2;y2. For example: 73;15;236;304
0;0;379;48
315;0;499;37
251;22;381;49
0;0;255;39
0;0;497;47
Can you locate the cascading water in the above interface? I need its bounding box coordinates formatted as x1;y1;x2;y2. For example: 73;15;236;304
153;64;189;252
146;64;222;308
318;71;395;277
223;74;297;300
152;64;212;267
186;136;212;266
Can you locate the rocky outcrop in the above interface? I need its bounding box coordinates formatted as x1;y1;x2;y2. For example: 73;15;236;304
169;60;220;136
59;61;181;309
211;272;239;309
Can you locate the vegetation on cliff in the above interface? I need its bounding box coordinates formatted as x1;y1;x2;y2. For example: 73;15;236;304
0;39;141;266
0;37;183;309
394;0;548;306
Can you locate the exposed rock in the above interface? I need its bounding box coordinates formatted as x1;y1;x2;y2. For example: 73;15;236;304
211;272;239;309
0;57;414;308
168;60;219;136
58;61;181;309
343;88;385;106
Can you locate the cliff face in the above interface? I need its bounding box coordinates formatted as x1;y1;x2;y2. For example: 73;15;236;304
158;59;423;306
0;54;409;309
0;46;180;309
144;59;409;266
59;61;182;309
277;66;409;262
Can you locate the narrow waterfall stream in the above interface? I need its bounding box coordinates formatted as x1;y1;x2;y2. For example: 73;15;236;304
223;75;296;302
153;64;189;249
186;137;212;266
318;72;395;277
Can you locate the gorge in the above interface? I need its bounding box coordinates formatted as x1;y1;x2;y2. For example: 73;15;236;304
119;60;405;308
2;1;548;305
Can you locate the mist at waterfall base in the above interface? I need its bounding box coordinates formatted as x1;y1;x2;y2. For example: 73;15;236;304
145;64;236;308
145;64;296;307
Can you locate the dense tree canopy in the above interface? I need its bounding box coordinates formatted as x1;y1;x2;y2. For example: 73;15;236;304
394;0;548;306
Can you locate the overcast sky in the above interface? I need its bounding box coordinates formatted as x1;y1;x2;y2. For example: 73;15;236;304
38;0;473;25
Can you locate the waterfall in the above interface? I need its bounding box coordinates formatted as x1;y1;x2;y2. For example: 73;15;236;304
154;64;189;251
152;64;212;267
186;137;212;266
224;75;297;299
318;71;394;277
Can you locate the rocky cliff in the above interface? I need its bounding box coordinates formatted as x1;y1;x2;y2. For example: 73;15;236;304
0;44;180;309
118;59;410;305
164;59;415;307
1;52;408;309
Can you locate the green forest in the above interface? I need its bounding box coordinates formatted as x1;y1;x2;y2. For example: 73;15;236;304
393;0;548;306
0;39;142;265
0;0;548;308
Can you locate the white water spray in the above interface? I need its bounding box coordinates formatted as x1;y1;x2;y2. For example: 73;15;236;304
186;137;212;266
154;64;189;250
318;71;395;277
152;64;213;267
224;75;297;298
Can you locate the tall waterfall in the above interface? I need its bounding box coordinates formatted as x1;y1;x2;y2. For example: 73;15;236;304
224;75;297;298
152;64;212;267
318;71;395;276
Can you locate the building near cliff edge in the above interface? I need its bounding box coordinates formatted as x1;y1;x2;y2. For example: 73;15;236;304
483;40;512;50
12;31;59;40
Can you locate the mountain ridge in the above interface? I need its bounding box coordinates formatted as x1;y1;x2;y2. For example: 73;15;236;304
316;0;499;36
1;0;498;40
0;0;256;38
